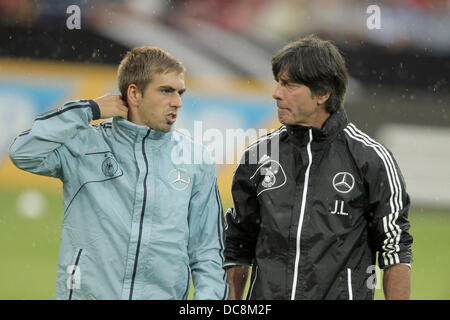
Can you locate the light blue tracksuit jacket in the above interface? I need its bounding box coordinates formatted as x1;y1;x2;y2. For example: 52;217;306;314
9;99;229;300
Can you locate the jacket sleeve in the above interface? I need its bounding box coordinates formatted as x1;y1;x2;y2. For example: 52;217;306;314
365;147;414;269
187;155;229;300
224;150;261;267
8;99;100;179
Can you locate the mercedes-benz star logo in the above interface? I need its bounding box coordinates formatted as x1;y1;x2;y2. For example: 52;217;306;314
332;172;355;193
168;168;191;191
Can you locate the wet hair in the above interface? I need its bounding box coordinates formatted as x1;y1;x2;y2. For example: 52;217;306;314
272;35;348;113
118;46;186;102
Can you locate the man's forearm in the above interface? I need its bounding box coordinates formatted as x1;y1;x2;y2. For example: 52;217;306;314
226;265;250;300
383;264;411;300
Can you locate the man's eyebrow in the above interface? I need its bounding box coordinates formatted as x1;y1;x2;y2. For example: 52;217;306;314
278;76;301;87
278;77;291;85
275;74;290;83
159;85;176;91
159;86;186;95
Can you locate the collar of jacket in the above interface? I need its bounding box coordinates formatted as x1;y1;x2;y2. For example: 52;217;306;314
286;107;349;144
111;116;173;142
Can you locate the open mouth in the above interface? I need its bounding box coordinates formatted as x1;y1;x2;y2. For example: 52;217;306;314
166;112;177;125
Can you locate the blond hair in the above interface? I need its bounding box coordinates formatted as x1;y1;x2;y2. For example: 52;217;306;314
117;46;186;102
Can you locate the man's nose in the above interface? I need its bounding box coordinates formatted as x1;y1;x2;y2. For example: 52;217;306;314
172;93;183;108
272;82;282;100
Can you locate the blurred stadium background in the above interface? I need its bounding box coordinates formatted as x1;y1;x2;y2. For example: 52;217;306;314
0;0;449;300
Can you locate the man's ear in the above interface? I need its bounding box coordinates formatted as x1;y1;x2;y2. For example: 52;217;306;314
127;84;142;108
316;92;331;106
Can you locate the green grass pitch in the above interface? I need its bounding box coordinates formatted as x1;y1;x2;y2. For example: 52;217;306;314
0;187;449;300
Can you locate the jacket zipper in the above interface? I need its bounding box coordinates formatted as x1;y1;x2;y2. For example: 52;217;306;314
247;265;258;300
68;248;83;300
347;268;353;300
290;129;313;300
129;129;151;300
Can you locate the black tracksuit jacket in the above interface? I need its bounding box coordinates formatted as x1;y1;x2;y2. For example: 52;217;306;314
224;108;413;300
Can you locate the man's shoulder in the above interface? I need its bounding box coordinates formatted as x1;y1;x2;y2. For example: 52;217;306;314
342;122;395;167
92;120;113;131
244;125;287;154
72;120;108;137
63;121;111;155
171;129;209;150
230;126;288;172
170;129;215;168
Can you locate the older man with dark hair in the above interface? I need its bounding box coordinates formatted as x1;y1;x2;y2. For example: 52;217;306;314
224;35;413;300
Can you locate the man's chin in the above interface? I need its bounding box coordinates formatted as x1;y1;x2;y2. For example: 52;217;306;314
159;123;173;132
146;123;171;132
278;116;290;125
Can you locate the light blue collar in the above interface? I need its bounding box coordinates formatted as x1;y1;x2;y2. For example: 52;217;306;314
112;117;173;141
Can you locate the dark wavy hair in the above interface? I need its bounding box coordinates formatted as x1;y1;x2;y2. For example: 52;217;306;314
272;35;348;113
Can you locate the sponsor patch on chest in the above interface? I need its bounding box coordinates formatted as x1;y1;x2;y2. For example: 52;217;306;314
251;156;287;196
102;155;119;177
168;168;191;191
332;172;355;193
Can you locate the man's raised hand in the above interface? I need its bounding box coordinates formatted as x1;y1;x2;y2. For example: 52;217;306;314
94;94;128;119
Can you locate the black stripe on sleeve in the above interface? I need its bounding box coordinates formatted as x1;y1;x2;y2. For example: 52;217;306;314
18;129;31;137
88;100;101;120
36;105;91;121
